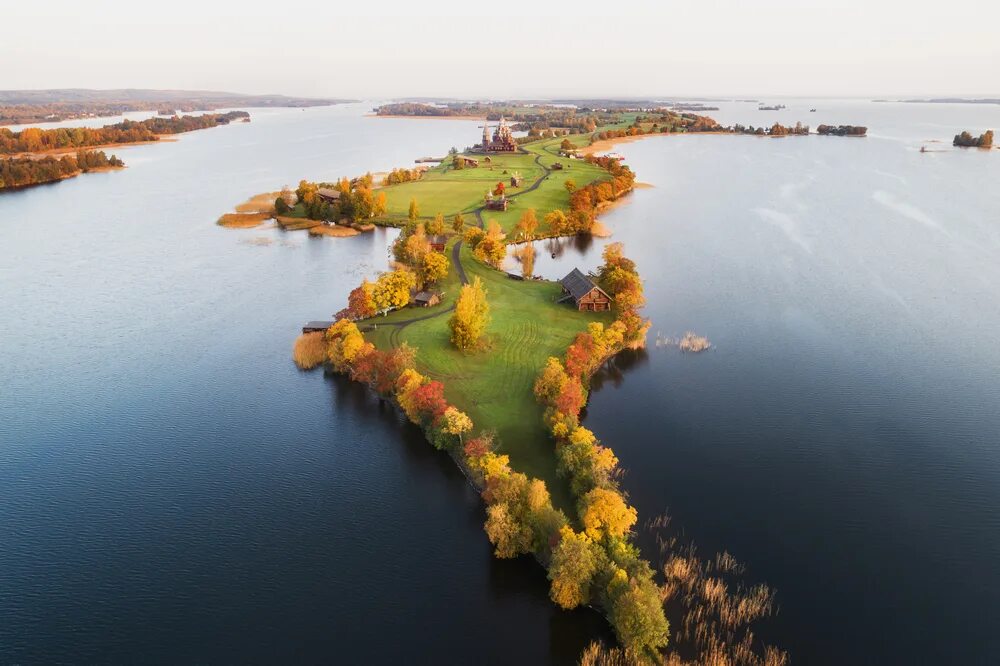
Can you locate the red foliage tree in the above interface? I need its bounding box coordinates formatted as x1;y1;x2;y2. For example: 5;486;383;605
409;380;449;425
554;377;586;420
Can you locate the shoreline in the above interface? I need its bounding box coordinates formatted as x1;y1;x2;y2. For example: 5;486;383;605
6;135;178;159
366;113;487;120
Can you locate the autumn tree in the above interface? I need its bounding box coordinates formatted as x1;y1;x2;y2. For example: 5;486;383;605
419;251;449;286
545;209;569;235
345;279;376;319
372;269;416;312
408;197;420;221
452;212;465;232
473;220;506;269
607;572;670;653
441;406;473;447
485;503;533;558
515;208;538;240
564;178;577;193
548;527;601;609
373;191;388;217
449;276;490;350
428;212;446;235
579;488;637;541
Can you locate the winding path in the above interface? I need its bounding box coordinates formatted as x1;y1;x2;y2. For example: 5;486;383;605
368;150;554;347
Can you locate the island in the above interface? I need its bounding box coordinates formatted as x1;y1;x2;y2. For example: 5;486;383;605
816;124;868;136
0;150;123;190
276;110;789;664
953;130;994;148
0;88;347;126
0;111;250;156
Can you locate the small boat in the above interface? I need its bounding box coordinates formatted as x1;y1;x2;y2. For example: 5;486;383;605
809;108;817;112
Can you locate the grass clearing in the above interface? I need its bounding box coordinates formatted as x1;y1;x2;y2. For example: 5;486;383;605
368;242;610;510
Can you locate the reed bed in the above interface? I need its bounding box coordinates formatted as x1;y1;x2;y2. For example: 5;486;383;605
644;513;787;666
217;212;271;228
293;332;327;370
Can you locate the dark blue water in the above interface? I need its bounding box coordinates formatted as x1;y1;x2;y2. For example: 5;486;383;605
0;104;609;664
3;100;999;664
529;100;1000;664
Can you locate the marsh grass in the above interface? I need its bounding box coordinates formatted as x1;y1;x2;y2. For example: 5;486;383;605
217;212;271;228
293;332;327;370
679;332;711;353
646;513;787;666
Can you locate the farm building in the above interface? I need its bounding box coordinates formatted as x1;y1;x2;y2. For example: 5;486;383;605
316;188;341;204
558;268;612;311
458;156;479;168
551;162;564;171
510;174;523;187
428;235;447;252
413;291;442;307
484;195;508;211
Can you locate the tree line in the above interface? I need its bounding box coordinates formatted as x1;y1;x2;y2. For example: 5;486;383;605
0;150;123;190
0;111;249;155
816;125;868;137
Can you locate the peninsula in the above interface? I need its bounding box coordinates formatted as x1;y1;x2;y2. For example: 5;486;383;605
280;109;788;664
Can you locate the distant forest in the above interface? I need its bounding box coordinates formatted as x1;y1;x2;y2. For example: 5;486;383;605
0;151;123;190
0;111;249;155
0;89;346;125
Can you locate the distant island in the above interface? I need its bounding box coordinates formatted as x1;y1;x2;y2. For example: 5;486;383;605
0;111;249;156
0;150;123;190
817;124;868;136
878;98;1000;106
0;88;348;125
953;130;994;148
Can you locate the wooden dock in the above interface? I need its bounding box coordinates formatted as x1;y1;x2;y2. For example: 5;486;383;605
302;320;334;334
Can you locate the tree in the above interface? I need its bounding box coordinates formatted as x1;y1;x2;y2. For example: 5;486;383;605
408;197;420;221
534;357;568;404
484;503;532;558
345;279;376;319
441;407;473;447
560;138;573;150
449;276;490;350
420;251;449;285
607;573;670;653
579;488;637;541
373;191;388;217
564;178;577;193
428;212;446;235
274;196;290;215
548;527;600;609
545;209;569;235
452;212;465;232
373;269;416;312
515;208;538;239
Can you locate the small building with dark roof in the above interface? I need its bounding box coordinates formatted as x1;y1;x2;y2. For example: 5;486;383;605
428;235;448;252
413;291;442;307
316;188;341;204
302;320;334;333
558;268;612;311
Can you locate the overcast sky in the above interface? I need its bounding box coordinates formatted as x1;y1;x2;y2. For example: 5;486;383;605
3;0;997;99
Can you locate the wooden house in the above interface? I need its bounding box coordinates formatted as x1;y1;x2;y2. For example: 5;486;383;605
551;162;564;171
484;196;508;211
413;291;442;308
558;268;612;311
428;235;447;252
316;188;341;204
510;174;523;187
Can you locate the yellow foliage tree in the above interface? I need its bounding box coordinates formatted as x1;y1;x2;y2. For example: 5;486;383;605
441;406;473;446
373;269;416;312
419;251;449;286
549;527;600;609
449;276;490;350
515;208;538;239
579;488;637;541
428;212;446;235
544;209;569;235
408;197;420;221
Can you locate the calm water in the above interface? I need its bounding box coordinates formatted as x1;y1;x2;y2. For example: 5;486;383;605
529;99;1000;664
2;100;999;664
0;104;609;664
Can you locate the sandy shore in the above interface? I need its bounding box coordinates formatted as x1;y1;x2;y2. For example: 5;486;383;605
584;131;733;155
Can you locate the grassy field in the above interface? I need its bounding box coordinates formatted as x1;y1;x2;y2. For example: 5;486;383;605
367;241;610;509
378;136;612;235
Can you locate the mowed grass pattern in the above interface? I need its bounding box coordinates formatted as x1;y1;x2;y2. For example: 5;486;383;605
368;244;610;510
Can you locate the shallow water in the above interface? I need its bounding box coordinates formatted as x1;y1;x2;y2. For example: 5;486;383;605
2;99;998;664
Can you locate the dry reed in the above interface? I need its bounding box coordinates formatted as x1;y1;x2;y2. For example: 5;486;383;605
648;512;788;666
217;212;271;228
679;332;712;353
293;332;327;370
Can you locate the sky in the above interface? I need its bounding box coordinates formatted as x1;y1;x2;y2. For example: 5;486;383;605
2;0;998;100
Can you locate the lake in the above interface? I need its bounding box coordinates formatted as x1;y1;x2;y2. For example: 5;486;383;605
2;100;998;664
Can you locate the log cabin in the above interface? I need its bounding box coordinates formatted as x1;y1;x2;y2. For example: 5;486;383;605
558;268;612;311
